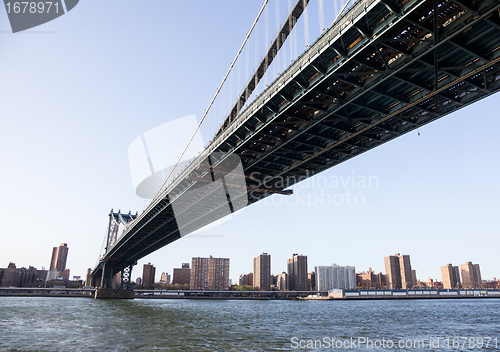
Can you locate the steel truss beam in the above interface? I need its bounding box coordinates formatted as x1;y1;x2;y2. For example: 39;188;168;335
93;0;500;277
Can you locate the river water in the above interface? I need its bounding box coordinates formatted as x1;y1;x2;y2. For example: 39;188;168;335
0;297;499;351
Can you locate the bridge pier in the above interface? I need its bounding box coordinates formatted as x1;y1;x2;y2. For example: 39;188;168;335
94;263;135;299
90;275;101;288
94;288;134;299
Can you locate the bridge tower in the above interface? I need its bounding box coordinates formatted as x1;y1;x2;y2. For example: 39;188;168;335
93;210;138;299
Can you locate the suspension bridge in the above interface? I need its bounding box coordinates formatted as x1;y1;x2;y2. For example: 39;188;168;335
90;0;500;298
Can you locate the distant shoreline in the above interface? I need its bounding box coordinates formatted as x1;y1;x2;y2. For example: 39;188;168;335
1;287;499;300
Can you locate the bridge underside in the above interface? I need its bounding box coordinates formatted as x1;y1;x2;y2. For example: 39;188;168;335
221;0;500;195
93;0;500;279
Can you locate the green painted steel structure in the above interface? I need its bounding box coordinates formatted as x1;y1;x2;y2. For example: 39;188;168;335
92;0;500;284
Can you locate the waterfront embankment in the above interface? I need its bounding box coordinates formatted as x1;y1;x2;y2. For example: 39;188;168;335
1;287;499;300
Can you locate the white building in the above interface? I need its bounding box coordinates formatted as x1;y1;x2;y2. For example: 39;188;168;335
315;264;356;291
160;272;171;284
276;272;287;291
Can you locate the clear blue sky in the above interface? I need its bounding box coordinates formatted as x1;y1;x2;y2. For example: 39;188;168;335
1;1;498;284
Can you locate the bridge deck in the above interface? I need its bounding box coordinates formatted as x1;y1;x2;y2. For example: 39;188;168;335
93;0;500;279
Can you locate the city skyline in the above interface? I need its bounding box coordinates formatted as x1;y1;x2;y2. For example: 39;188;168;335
0;1;498;285
129;254;495;291
2;246;498;290
2;248;499;287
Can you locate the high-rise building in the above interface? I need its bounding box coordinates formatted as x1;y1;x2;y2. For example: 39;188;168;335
142;262;156;288
460;262;482;288
460;262;474;288
384;255;401;289
442;264;461;289
473;264;482;286
452;266;461;287
85;268;92;287
239;273;253;286
384;253;413;289
276;272;287;291
307;272;316;291
172;263;191;285
208;256;230;291
442;264;455;289
253;253;271;290
315;264;356;291
191;256;230;290
287;254;308;291
49;243;69;273
191;257;209;290
398;254;413;289
160;272;171;284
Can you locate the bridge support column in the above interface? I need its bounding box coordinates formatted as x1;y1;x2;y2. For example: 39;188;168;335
99;262;113;290
94;263;135;299
94;288;135;299
90;275;101;288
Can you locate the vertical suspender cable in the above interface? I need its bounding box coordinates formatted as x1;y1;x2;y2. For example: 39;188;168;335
229;70;233;119
433;0;439;115
226;76;231;127
265;4;269;86
209;102;212;141
255;20;259;96
216;84;220;135
293;16;298;58
148;0;270;202
273;48;277;82
276;0;280;75
221;80;226;130
246;38;250;101
282;32;286;70
288;0;293;62
303;0;309;47
333;0;352;25
318;0;325;32
237;55;241;113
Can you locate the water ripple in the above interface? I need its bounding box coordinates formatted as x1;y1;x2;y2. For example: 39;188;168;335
0;297;499;351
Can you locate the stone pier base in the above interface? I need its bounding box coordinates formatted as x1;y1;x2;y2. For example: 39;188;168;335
94;289;135;299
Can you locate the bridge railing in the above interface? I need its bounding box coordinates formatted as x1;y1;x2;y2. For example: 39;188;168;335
156;0;376;189
225;0;377;139
108;0;380;251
